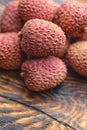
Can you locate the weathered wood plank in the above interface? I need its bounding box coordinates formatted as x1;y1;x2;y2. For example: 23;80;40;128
0;96;73;130
0;70;86;130
0;0;87;130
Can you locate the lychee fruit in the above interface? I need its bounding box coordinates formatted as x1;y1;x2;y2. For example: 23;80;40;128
20;19;68;58
0;32;23;70
0;0;23;32
18;0;58;22
21;56;67;91
76;32;87;41
67;41;87;77
54;1;87;38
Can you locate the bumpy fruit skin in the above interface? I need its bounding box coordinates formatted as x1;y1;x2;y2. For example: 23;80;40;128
21;19;68;57
67;41;87;77
0;33;23;70
54;1;87;38
21;56;67;91
18;0;58;22
0;1;23;32
76;33;87;41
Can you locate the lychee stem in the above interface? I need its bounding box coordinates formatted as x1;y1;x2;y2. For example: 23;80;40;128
18;31;22;37
20;72;24;77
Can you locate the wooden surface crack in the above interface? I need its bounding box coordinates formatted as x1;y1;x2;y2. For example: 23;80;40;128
0;94;77;130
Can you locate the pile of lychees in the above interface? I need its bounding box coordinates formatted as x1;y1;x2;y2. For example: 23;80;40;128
0;0;87;91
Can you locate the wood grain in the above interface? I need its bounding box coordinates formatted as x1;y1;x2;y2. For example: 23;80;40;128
0;0;87;130
0;69;87;130
1;96;72;130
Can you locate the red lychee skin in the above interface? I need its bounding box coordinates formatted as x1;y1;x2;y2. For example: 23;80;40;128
67;41;87;77
21;19;68;58
76;32;87;41
54;1;87;38
0;33;23;70
0;1;23;32
21;56;67;91
18;0;58;22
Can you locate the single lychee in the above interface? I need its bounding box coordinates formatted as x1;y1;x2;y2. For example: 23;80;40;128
21;56;67;91
0;32;23;70
0;0;23;32
20;19;68;58
54;1;87;38
67;41;87;77
18;0;58;22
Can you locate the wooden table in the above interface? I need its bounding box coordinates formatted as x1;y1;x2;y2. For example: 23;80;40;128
0;0;87;130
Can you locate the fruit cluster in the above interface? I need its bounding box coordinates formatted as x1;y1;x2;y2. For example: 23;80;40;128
0;0;87;91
